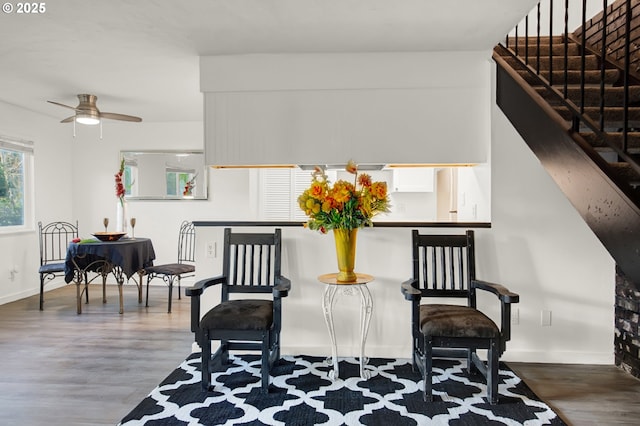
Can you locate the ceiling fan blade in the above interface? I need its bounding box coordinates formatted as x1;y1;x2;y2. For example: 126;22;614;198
47;100;78;111
61;116;75;123
100;112;142;122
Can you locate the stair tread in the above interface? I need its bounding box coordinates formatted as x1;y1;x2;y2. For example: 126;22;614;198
534;85;640;106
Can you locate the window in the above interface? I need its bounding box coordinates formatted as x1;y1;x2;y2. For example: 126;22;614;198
0;136;33;231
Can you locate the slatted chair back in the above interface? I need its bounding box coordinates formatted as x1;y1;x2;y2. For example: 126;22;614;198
39;221;79;266
221;228;282;301
177;220;196;264
411;229;476;305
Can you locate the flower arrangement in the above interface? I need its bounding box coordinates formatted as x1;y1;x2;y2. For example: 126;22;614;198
114;157;126;205
298;160;390;233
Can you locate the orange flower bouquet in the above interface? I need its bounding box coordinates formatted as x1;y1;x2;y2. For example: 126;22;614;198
297;160;390;233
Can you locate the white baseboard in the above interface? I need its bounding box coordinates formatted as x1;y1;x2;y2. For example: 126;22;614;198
0;280;68;306
282;346;614;365
501;350;614;365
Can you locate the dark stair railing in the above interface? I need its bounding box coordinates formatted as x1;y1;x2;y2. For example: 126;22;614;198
493;0;640;289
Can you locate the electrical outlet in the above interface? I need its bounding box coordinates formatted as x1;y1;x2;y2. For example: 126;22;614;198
206;242;216;258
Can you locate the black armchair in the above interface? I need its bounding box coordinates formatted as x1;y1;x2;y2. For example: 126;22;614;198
38;220;78;310
186;228;291;393
143;220;196;313
401;230;519;404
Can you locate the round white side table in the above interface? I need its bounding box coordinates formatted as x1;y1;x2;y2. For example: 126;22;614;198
318;272;374;380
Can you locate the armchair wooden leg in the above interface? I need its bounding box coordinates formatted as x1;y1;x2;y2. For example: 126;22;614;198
261;332;270;392
423;339;433;402
202;332;212;392
487;339;499;404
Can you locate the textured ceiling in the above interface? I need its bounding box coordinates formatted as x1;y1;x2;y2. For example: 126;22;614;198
0;0;535;124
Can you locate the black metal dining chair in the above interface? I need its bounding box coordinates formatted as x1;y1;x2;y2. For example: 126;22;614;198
38;220;78;310
401;230;519;404
186;228;291;393
144;221;196;313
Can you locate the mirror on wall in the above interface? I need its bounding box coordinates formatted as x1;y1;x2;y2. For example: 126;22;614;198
120;150;208;200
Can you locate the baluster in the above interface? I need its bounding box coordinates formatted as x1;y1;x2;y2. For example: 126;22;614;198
623;0;631;153
600;0;608;132
580;0;587;115
549;0;554;86
564;0;569;98
537;2;541;74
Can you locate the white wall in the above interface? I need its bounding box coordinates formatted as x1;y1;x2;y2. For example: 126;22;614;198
0;102;73;304
488;99;614;364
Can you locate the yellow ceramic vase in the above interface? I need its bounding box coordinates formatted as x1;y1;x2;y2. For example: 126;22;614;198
333;228;358;282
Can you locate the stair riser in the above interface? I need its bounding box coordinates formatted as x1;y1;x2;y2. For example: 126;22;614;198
507;35;564;45
554;106;640;123
536;87;640;106
580;132;640;151
524;56;599;70
610;163;640;182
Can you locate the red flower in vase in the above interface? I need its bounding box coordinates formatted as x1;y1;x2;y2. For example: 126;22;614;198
115;158;126;204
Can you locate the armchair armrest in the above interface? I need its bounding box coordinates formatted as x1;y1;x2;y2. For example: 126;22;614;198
185;275;226;338
401;278;422;301
185;275;226;297
472;279;519;349
472;279;519;304
274;275;291;298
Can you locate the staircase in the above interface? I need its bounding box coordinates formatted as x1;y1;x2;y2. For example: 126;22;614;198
493;7;640;288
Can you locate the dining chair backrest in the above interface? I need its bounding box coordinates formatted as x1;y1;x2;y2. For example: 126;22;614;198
177;220;196;264
39;221;79;266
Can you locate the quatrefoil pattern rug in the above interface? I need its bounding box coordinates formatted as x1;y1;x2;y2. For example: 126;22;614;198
119;353;566;425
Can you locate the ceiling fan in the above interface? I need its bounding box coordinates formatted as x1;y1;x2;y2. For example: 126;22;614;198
47;94;142;126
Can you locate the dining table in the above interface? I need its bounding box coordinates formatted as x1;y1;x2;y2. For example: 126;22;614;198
64;236;156;314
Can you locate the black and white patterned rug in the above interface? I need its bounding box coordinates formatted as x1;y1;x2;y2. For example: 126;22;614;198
119;353;566;425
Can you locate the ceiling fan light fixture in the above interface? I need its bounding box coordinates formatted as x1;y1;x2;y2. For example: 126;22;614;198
75;111;100;125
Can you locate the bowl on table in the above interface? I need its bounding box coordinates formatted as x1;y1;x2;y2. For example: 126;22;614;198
92;232;127;242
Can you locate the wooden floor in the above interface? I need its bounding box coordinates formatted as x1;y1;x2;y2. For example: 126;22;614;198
1;285;639;425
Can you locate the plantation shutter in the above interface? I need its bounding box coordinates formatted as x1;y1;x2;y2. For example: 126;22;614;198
259;169;291;220
292;169;311;221
259;168;338;221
